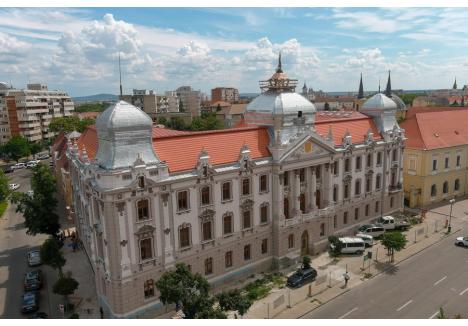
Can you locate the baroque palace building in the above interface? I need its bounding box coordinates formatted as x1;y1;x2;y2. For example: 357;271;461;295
67;56;405;318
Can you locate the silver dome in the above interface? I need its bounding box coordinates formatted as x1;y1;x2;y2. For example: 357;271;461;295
362;93;397;111
390;94;407;111
94;101;159;170
247;91;316;115
361;93;399;133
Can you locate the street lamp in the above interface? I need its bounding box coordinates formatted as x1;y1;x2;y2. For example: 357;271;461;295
448;199;455;233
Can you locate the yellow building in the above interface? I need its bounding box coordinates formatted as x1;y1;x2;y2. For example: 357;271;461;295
401;108;468;208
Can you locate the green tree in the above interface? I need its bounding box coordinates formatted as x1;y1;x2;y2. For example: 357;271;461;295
168;117;187;131
29;142;43;158
381;232;407;262
204;114;224;130
399;93;419;106
0;170;10;203
155;263;213;319
40;237;66;276
77;117;95;132
2;136;31;162
10;163;60;236
190;117;205;131
216;289;252;316
157;117;168;126
53;275;79;309
301;256;311;269
328;235;343;257
437;307;446;319
75;102;109;112
49;116;94;133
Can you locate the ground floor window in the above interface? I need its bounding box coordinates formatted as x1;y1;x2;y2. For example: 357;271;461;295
144;279;154;299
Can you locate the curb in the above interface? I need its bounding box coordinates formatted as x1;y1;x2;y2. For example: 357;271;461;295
296;227;462;319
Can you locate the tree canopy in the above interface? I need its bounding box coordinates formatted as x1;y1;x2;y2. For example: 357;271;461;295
381;231;407;262
0;136;31;162
216;289;252;316
49;116;95;133
328;235;343;257
11;163;60;236
0;170;10;203
53;276;79;296
75;102;110;112
40;237;66;275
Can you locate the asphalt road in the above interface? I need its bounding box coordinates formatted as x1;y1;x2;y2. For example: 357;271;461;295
0;164;50;318
302;229;468;319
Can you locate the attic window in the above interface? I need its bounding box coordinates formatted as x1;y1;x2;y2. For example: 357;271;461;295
138;176;145;188
297;111;303;118
433;133;439;137
202;165;208;177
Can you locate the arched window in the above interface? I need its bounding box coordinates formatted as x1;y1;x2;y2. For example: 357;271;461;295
443;181;448;194
144;279;154;299
204;257;213;275
200;186;211;206
137;199;149;221
288;234;294;249
455;179;460;191
431;184;437;197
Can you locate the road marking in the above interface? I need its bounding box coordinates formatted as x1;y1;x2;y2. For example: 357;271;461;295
396;299;413;312
434;276;447;286
459;287;468;296
338;307;358;319
429;311;440;319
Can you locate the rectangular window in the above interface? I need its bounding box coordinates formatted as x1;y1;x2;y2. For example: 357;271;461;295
299;168;305;182
261;239;268;254
365;204;369;216
333;186;338;202
205;258;213;275
445;157;449;169
432;159;437;171
225;251;233;268
354;207;359;220
375;201;380;213
333;161;339;175
242;178;250;196
392;149;397;162
344;184;349;199
137;200;149;221
377;152;382;166
243;210;251;229
177;190;189;211
222;182;232;201
355;180;361;195
288;234;294;249
140;238;153;261
259;174;268;193
456;155;461;167
390;196;394;208
366;178;371;192
223;215;233;235
179;227;190;248
355;156;361;171
343;212;348;224
244;245;251;260
366;154;372;168
202;221;212;241
201;186;211;206
260;205;268;224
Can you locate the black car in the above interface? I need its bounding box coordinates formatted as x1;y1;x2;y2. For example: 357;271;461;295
21;292;40;314
286;267;317;288
3;165;14;174
24;270;43;291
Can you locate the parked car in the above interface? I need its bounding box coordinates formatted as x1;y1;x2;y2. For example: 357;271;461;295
27;250;42;267
26;160;39;168
286;266;317;288
376;216;410;231
3;165;14;173
30;312;48;319
357;224;385;238
455;236;468;247
355;233;374;247
37;153;50;160
9;183;20;190
24;270;43;291
21;292;40;314
12;162;26;170
331;237;366;255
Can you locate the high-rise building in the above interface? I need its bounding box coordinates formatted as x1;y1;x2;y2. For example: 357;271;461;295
211;87;239;103
176;86;201;116
0;82;74;144
120;89;157;115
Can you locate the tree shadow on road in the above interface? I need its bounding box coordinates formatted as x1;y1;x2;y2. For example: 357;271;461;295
373;261;399;275
4;222;25;231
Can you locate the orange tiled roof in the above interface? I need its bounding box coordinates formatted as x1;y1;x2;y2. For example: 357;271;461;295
405;106;468;120
401;110;468;150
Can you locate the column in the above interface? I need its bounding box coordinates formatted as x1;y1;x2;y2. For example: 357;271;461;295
305;167;311;212
311;167;317;210
324;163;333;207
294;170;301;216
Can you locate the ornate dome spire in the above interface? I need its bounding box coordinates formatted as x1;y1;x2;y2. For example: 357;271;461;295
260;52;298;93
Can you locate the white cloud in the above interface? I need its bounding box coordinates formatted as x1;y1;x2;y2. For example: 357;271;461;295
0;32;31;63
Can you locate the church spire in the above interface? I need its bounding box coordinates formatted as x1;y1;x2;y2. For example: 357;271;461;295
358;73;364;99
118;52;123;98
276;52;283;73
385;70;392;97
453;77;457;90
302;81;307;94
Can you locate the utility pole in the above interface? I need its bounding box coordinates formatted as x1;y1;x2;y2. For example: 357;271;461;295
448;199;455;233
118;52;123;99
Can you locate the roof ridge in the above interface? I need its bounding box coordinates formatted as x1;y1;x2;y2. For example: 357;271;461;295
414;113;429;150
153;125;266;140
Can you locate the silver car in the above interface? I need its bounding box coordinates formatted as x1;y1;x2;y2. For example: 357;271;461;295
27;250;42;267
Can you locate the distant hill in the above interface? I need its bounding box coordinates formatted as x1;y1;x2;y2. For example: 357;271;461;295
73;93;118;103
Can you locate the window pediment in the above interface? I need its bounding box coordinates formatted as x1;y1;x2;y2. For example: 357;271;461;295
136;224;155;237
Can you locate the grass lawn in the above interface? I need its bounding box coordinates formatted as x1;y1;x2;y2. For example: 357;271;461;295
0;200;7;218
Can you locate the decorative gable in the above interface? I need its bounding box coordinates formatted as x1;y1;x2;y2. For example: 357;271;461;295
281;133;335;163
195;148;215;179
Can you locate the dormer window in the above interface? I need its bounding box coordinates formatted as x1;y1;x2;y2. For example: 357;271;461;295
243;159;248;170
138;176;145;188
202;165;208;177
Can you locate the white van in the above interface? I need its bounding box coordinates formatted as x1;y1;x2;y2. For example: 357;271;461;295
332;237;365;255
357;224;385;238
355;233;374;247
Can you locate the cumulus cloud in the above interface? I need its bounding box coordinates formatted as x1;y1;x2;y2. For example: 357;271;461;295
346;48;384;68
0;32;30;63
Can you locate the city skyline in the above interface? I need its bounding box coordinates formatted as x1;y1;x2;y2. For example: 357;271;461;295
1;7;468;96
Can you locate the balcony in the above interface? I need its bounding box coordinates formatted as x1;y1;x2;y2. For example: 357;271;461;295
283;216;301;227
18;115;41;122
19;122;41;128
26;134;42;142
388;183;403;193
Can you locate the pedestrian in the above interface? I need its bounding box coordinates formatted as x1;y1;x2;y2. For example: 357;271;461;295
343;272;350;287
100;307;104;319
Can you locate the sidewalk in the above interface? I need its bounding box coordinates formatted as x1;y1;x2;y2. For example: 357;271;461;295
243;208;461;319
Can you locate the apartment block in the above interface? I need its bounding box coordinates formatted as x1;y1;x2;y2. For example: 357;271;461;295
211;87;239;103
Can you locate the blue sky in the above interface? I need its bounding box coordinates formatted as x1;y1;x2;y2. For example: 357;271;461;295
0;7;467;96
